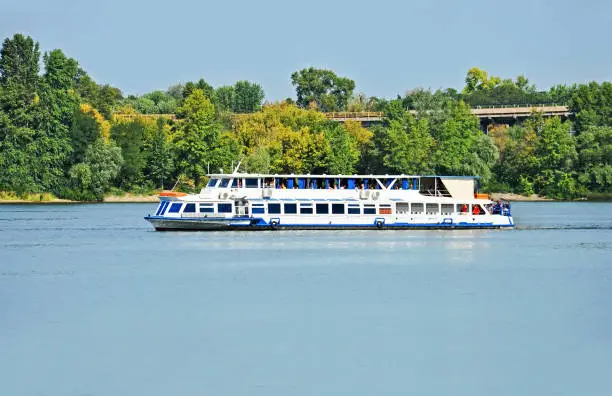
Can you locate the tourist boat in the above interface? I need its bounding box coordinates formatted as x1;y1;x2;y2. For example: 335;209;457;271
144;169;514;231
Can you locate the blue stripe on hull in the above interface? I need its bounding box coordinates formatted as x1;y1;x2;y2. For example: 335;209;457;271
145;216;513;231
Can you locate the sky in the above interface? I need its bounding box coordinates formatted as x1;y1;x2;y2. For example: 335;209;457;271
1;0;611;101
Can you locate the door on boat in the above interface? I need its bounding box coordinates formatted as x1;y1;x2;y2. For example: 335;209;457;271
235;199;249;216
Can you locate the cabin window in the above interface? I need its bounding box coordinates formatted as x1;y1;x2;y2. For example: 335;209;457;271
168;203;183;213
316;203;329;214
379;204;392;215
300;204;313;214
441;204;454;215
252;204;265;214
457;203;470;213
199;203;214;213
245;178;259;188
155;201;169;216
347;204;360;215
411;203;424;214
183;203;196;213
331;203;345;214
396;202;409;214
207;178;218;188
284;203;297;214
363;204;376;215
217;203;232;213
426;203;439;214
219;178;230;188
268;203;281;214
473;204;485;215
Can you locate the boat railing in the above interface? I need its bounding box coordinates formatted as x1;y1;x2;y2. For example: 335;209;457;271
421;189;452;197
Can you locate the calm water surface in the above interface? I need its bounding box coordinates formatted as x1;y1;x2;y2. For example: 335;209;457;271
1;202;612;396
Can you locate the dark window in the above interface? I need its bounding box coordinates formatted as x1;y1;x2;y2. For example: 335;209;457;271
332;203;345;214
207;178;218;187
155;201;168;216
252;206;265;214
347;205;360;215
268;203;281;214
363;205;376;215
219;178;230;188
284;203;297;214
199;205;214;213
168;203;183;213
218;203;232;213
245;178;259;188
300;206;313;214
316;203;329;214
231;178;239;188
183;203;196;213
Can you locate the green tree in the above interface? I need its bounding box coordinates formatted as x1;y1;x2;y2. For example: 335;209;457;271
532;117;577;197
382;116;435;175
291;67;355;111
233;80;264;113
68;138;123;200
431;102;498;183
0;33;40;109
111;121;147;187
183;78;217;104
145;119;174;189
70;106;101;163
575;126;612;193
325;124;359;174
216;85;235;112
174;89;225;186
569;82;612;132
84;138;123;199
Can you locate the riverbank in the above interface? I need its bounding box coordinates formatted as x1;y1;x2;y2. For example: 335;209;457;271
0;192;159;204
488;192;552;202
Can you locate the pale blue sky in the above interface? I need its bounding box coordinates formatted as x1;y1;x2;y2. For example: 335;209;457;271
2;0;611;100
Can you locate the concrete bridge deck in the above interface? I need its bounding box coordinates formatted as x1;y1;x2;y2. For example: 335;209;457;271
112;105;571;124
325;105;570;122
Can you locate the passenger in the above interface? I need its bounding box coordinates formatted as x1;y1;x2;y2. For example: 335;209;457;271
472;204;481;215
281;183;286;189
493;200;501;215
461;204;468;213
502;201;510;215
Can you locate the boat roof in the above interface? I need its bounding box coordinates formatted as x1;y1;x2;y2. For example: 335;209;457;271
207;173;480;179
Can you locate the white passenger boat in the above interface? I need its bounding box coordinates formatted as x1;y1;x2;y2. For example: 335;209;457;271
144;168;514;231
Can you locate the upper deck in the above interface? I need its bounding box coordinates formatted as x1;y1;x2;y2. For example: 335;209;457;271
198;173;484;202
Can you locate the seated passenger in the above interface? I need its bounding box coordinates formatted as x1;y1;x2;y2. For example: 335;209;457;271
461;204;468;213
472;205;481;215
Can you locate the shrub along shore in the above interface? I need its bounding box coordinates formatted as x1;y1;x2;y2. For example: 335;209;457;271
1;34;610;202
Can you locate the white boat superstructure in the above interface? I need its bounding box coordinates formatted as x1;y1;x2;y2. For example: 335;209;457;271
144;172;514;231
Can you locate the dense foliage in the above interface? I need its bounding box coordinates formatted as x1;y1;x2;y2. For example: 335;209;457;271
0;34;610;200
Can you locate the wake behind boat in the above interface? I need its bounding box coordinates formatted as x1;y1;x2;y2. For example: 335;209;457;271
144;168;514;231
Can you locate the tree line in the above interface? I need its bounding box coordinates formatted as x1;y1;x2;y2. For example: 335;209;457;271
0;34;610;200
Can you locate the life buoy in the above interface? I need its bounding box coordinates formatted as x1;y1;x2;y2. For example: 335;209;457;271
376;220;384;229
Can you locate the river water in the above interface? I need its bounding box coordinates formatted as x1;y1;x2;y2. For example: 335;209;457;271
1;202;611;396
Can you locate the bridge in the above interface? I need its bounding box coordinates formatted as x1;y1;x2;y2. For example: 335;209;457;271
112;105;571;130
326;105;571;125
325;105;571;130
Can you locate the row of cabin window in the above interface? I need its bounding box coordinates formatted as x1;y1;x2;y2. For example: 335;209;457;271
263;203;382;215
158;202;232;216
159;202;486;216
207;177;420;190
